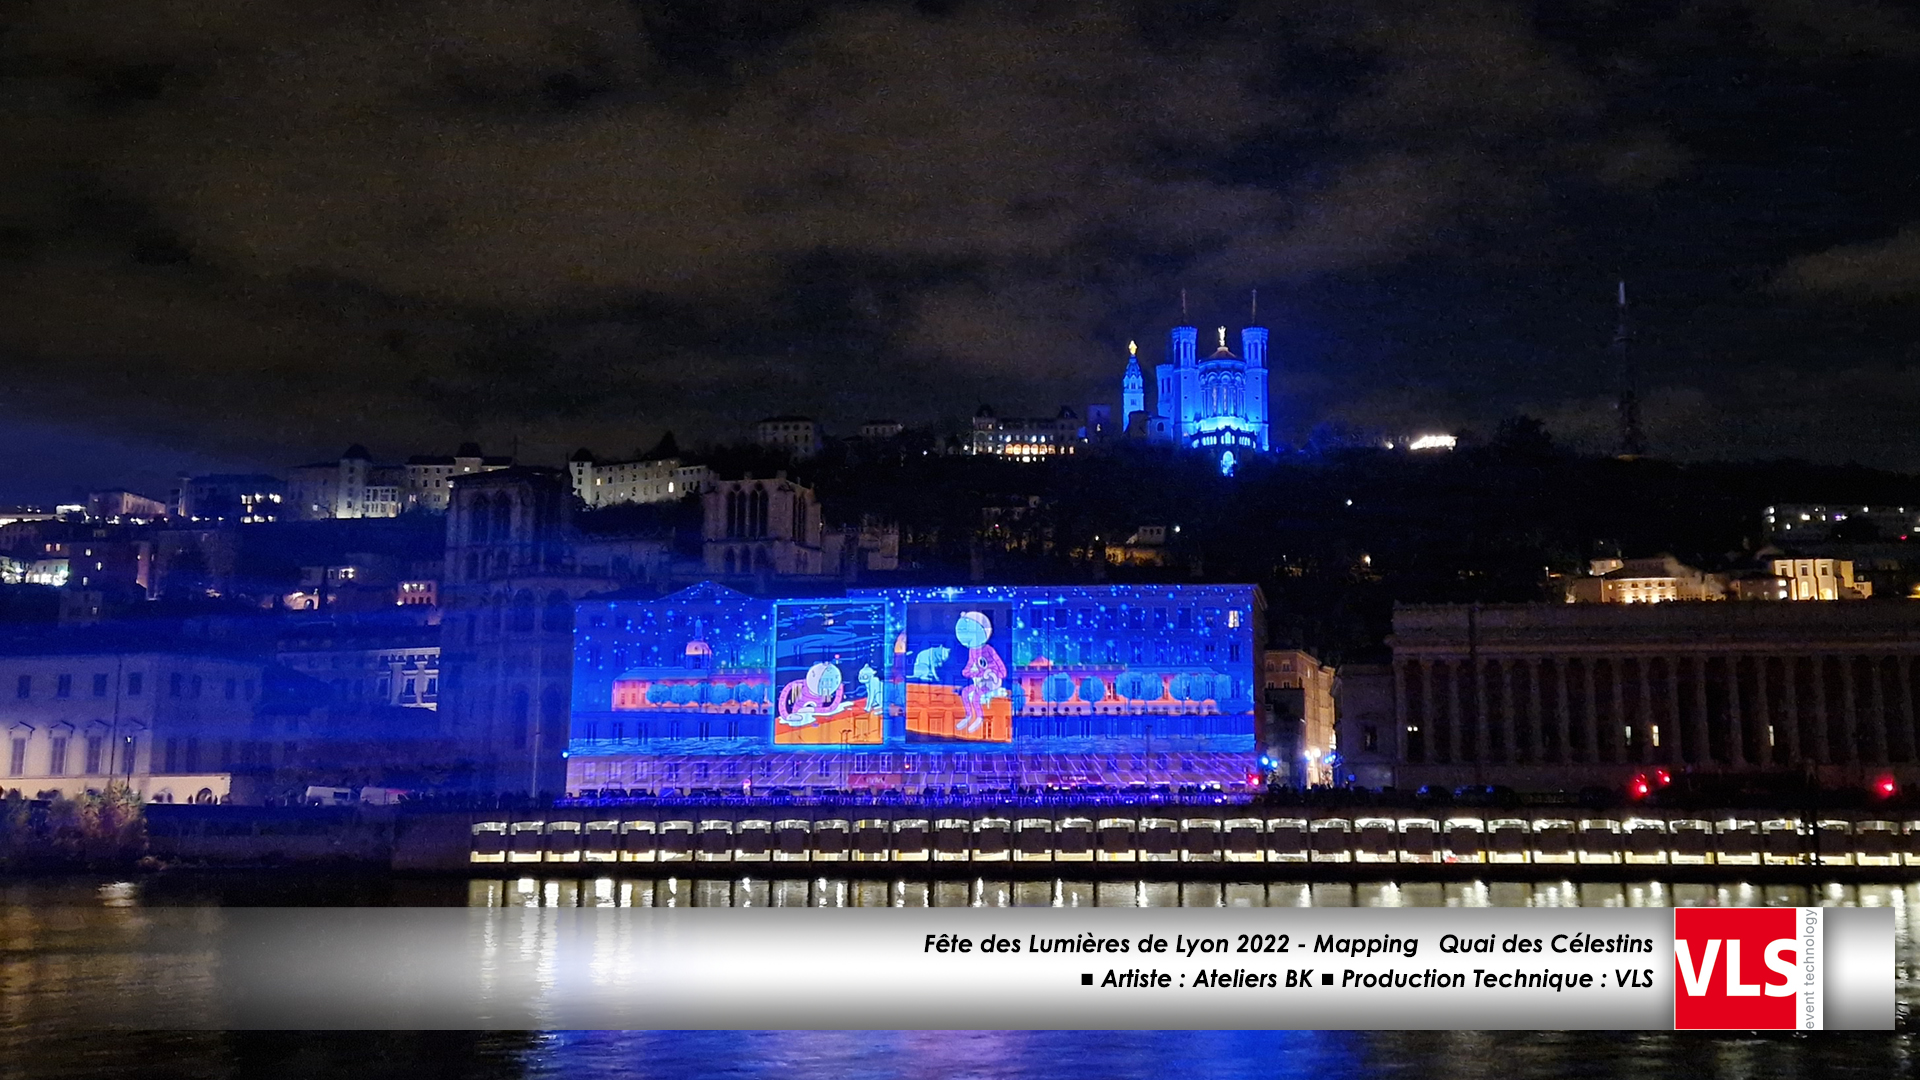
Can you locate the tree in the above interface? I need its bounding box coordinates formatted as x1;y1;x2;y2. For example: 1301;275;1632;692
1490;415;1558;459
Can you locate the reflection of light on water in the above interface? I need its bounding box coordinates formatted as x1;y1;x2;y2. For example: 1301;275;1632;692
97;881;137;907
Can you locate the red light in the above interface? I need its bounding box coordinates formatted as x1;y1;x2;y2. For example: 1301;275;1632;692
1630;774;1650;799
1655;769;1671;786
1878;778;1897;797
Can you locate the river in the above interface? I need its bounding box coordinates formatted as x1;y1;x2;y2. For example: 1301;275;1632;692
1;874;1915;1078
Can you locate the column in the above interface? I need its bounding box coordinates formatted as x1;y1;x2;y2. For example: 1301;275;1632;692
1782;655;1803;765
1899;657;1916;765
1554;657;1573;765
1637;657;1656;765
1394;660;1413;763
1665;655;1686;767
1474;656;1491;765
1840;656;1860;766
1752;656;1773;769
1866;656;1889;766
1421;659;1441;764
1582;659;1600;767
1810;656;1831;767
1449;659;1466;765
1691;656;1711;766
1725;655;1746;769
1529;658;1547;767
1500;659;1518;765
1608;658;1628;765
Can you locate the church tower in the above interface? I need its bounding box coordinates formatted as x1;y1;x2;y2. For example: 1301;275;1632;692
1121;341;1146;424
1172;324;1200;431
1240;325;1270;452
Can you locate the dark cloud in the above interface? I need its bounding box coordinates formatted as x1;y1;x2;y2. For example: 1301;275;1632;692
1;0;1919;493
1777;228;1920;299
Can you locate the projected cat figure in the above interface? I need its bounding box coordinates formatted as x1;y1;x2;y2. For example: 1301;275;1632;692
910;645;950;681
954;611;1006;734
776;662;844;727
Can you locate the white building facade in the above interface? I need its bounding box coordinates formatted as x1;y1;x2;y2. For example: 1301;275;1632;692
1;650;279;803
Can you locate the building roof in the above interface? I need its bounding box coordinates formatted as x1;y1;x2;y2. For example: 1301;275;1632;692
755;415;816;425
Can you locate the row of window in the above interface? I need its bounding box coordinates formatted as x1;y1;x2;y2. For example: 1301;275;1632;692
585;753;1195;782
7;734;113;777
572;716;1244;742
12;672;256;701
2;734;307;779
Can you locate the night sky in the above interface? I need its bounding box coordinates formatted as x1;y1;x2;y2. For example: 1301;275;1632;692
4;0;1920;502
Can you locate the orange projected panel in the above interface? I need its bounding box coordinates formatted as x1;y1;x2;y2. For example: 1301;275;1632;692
905;683;1012;743
775;704;884;746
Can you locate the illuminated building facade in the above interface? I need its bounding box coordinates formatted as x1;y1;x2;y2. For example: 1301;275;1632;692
754;416;823;459
171;474;285;523
565;583;1264;793
568;450;711;509
1362;602;1920;791
702;475;824;577
1772;558;1871;601
1563;555;1728;604
1129;324;1271;462
0;646;280;804
405;444;513;513
969;405;1082;460
1265;649;1337;785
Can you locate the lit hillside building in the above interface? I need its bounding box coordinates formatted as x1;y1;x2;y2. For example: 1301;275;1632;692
969;405;1081;460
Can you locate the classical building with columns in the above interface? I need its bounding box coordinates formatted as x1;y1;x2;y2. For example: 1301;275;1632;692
1343;602;1920;791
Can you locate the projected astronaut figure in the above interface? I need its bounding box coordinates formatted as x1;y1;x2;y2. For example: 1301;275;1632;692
954;610;1006;733
777;662;844;727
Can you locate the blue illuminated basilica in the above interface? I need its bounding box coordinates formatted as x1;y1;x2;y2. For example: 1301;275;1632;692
1122;321;1271;466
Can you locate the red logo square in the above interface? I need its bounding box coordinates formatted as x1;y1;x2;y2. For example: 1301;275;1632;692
1674;908;1801;1030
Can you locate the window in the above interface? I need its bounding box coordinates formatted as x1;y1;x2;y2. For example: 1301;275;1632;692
56;674;72;698
127;672;143;696
190;675;202;698
1363;726;1379;753
225;678;237;700
7;738;23;777
93;673;109;697
48;736;67;776
14;675;26;699
85;736;104;775
185;738;200;772
170;673;184;698
164;737;179;773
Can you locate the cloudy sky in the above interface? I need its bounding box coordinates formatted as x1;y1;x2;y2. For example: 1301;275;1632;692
3;0;1920;500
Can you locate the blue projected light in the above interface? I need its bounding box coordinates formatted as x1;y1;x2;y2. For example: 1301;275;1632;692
567;583;1260;764
1219;450;1237;477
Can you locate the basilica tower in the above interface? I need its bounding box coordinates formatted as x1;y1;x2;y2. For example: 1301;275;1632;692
1121;341;1145;424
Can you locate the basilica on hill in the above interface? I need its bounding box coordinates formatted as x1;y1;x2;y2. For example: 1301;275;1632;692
1121;319;1271;472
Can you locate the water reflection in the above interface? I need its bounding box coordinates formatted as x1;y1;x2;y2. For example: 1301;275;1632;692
458;876;1917;914
457;875;1920;1001
0;877;1917;1080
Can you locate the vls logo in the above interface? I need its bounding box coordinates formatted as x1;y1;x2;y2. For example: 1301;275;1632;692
1673;908;1823;1030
